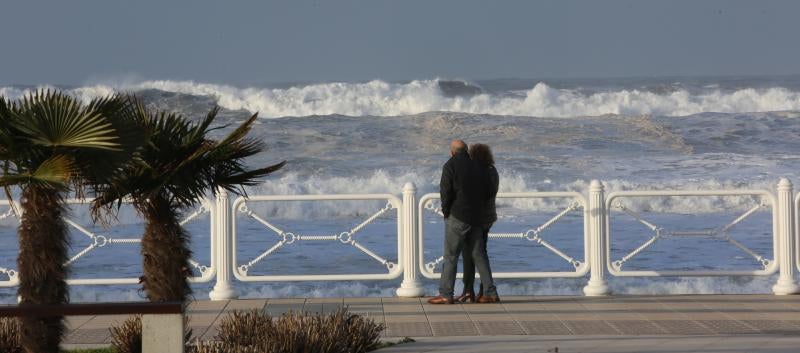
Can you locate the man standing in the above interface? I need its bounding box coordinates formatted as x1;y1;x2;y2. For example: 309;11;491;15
428;140;498;304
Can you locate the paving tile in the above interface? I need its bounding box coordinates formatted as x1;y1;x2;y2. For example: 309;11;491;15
554;312;602;321
58;295;800;345
385;322;432;337
302;303;324;314
430;321;478;336
345;304;384;317
306;297;344;304
422;303;467;312
508;312;560;321
188;300;229;311
425;312;470;323
64;329;110;344
201;326;219;341
462;303;505;312
561;320;620;335
518;320;573;335
741;320;800;334
188;326;208;342
186;314;220;326
383;304;423;313
696;320;760;334
651;320;715;335
267;298;306;304
384;314;429;323
344;297;381;304
79;314;131;329
473;320;525;335
382;297;421;304
224;299;266;311
605;320;666;335
322;303;345;314
466;313;514;322
65;315;94;330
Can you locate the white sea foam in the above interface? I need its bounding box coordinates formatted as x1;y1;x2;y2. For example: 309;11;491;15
234;171;779;219
4;80;800;117
0;276;774;304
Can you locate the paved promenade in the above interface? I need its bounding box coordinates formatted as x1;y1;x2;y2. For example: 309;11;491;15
61;294;800;351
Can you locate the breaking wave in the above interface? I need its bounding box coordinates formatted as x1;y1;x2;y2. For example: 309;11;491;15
3;79;800;118
237;171;778;219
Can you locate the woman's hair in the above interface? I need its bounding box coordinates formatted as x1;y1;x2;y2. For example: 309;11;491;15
469;143;494;165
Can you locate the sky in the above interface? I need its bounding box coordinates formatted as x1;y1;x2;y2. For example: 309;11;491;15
1;0;799;86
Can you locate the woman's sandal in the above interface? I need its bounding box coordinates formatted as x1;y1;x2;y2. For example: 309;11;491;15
455;290;476;303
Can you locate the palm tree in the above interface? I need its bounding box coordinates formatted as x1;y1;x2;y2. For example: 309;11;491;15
0;90;141;353
95;100;284;303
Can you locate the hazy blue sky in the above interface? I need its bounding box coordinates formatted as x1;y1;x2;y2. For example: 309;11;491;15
1;0;799;85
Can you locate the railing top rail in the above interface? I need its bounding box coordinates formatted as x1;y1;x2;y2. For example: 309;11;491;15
420;191;586;198
237;194;401;202
0;302;183;317
608;189;774;198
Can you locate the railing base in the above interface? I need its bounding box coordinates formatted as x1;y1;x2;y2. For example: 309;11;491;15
583;281;611;296
772;280;800;295
396;282;425;297
209;285;239;300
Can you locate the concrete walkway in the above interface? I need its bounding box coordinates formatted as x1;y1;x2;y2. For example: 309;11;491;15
60;294;800;350
376;335;800;352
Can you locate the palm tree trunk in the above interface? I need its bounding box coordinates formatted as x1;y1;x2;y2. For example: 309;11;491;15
141;196;192;302
17;186;69;353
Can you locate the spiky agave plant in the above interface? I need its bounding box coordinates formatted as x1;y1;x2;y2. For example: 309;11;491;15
95;99;284;303
0;90;141;353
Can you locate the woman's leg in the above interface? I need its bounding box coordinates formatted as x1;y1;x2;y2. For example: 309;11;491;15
462;232;476;295
478;224;491;297
473;224;498;299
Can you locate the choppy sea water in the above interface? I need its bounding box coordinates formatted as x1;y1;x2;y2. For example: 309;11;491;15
1;76;799;302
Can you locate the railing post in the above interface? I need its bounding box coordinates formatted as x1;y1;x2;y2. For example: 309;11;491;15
583;180;610;296
773;178;799;295
397;182;425;297
209;187;239;300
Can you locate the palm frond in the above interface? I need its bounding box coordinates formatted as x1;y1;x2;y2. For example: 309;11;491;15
0;155;74;190
95;103;284;211
11;90;121;150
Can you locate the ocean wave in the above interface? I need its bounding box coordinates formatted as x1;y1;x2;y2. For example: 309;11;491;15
0;171;780;227
0;276;775;304
238;171;779;219
4;79;800;118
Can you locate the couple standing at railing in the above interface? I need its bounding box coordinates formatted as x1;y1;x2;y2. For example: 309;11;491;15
428;140;501;304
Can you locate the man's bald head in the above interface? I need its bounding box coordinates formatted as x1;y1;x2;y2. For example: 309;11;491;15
450;139;467;156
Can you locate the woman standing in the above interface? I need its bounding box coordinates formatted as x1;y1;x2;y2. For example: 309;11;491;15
457;143;500;303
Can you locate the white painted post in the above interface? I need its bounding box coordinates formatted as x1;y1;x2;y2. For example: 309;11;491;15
142;314;184;353
583;180;610;296
396;182;425;297
209;188;238;300
773;178;800;295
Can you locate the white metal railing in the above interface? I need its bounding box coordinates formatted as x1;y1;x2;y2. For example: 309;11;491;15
1;180;799;298
794;192;800;274
0;197;216;287
417;192;590;279
230;194;403;282
605;190;778;277
0;199;20;286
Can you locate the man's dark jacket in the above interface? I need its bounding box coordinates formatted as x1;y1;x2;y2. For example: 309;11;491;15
440;150;491;225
